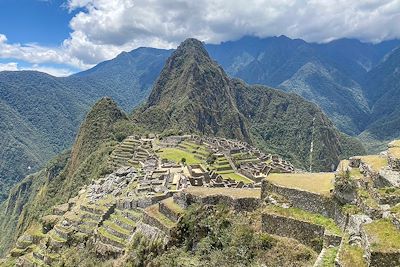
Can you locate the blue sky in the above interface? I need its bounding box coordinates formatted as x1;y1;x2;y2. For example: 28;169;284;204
0;0;400;76
0;0;73;45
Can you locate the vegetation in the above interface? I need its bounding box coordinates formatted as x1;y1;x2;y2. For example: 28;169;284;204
337;234;367;267
321;247;339;266
157;148;202;164
363;219;400;251
0;98;129;256
151;204;316;266
357;189;379;209
218;172;253;184
360;155;388;171
265;205;342;235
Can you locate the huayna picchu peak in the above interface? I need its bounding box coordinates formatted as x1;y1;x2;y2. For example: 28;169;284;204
134;38;364;172
1;34;399;267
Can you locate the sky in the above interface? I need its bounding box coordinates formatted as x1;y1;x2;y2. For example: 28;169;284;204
0;0;400;76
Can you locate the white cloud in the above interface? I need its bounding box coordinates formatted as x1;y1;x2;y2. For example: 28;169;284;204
0;61;73;77
0;62;19;71
2;0;400;71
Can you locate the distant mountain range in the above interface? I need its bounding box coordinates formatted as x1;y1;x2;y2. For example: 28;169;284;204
1;35;399;200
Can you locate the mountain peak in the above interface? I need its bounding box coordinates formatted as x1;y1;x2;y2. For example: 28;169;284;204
178;38;205;50
146;38;227;108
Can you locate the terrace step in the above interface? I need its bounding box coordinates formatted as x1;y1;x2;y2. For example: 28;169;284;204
80;203;109;215
18;252;46;267
110;212;137;231
53;224;73;240
159;197;184;222
79;210;102;221
48;231;67;250
143;204;176;234
118;209;143;222
97;227;127;249
102;220;132;240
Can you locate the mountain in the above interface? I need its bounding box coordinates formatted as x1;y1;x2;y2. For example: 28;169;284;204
359;47;400;151
0;48;170;201
207;36;400;136
0;98;128;255
1;35;399;201
0;71;89;201
133;38;364;171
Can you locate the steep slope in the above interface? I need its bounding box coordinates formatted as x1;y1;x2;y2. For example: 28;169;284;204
0;36;398;200
279;61;370;134
359;47;400;150
0;98;128;256
134;38;365;171
67;47;172;110
136;38;250;141
0;49;170;200
208;36;400;136
0;71;89;202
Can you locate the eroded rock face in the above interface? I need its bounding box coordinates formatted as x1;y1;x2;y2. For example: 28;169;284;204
334;186;357;205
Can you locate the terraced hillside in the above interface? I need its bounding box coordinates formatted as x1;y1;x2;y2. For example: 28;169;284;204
2;134;400;266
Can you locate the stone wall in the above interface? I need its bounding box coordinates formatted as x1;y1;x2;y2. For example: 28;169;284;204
142;211;172;235
388;155;400;171
159;202;180;222
173;191;261;212
261;180;347;227
262;213;325;252
116;193;172;210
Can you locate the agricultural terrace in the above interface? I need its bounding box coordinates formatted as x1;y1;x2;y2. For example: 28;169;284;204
267;172;334;195
359;155;388;172
185;187;261;199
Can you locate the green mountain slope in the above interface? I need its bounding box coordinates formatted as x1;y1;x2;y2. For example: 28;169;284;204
0;48;171;201
0;98;127;255
0;71;89;201
134;38;365;171
359;47;400;151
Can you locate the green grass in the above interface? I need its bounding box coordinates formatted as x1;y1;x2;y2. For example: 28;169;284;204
363;219;400;252
111;213;136;227
357;189;379;209
267;173;334;195
360;155;388;171
338;234;367;267
157;148;202;164
378;187;400;198
265;205;342;236
103;220;131;235
218;172;253;184
321;247;338;266
98;227;126;245
342;204;362;215
49;232;66;243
